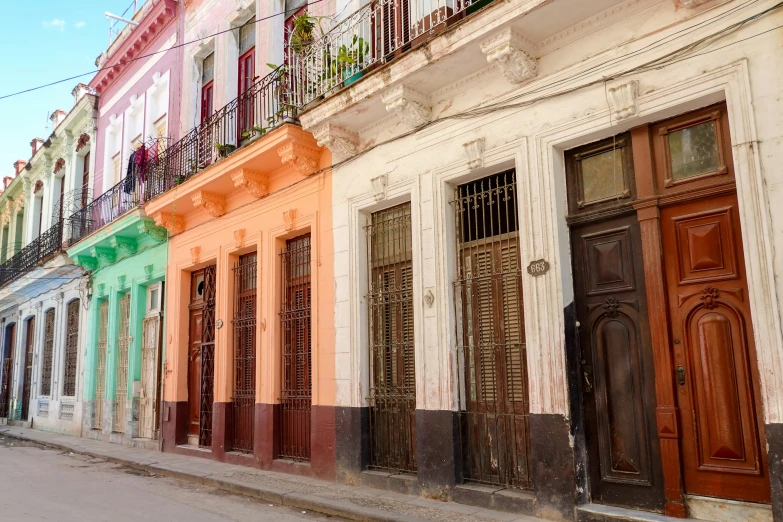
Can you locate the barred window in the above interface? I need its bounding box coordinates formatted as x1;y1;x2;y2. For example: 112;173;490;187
63;300;80;396
40;309;55;396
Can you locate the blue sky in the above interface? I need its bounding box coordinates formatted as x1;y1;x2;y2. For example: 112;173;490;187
0;1;145;176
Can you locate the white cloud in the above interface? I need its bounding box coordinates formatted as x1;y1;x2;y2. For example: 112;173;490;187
43;19;66;31
75;21;86;29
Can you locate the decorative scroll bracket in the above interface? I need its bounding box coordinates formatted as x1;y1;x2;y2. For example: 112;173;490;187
231;168;269;199
191;190;226;217
278;142;321;177
370;174;388;201
382;84;432;128
480;28;538;85
607;80;640;121
311;123;359;161
463;138;486;170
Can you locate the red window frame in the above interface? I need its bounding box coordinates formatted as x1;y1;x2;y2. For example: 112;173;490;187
200;81;214;123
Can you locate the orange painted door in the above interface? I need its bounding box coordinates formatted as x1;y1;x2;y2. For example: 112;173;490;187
660;193;769;503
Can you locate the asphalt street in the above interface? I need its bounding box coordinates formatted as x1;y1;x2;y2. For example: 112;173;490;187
0;435;347;522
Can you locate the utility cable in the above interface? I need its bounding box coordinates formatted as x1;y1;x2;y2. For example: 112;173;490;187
0;0;329;101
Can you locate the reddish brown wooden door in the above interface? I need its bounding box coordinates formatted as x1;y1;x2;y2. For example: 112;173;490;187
188;308;203;438
660;193;769;503
0;323;16;418
21;317;35;420
566;135;664;510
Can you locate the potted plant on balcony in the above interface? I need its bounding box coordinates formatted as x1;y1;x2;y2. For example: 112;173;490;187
339;35;369;86
215;142;237;158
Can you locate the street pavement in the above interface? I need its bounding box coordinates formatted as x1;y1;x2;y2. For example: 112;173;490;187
0;436;345;521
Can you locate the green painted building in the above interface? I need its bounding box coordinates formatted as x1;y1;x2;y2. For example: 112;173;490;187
68;210;168;448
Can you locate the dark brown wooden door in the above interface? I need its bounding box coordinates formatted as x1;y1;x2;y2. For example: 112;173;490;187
21;317;35;420
188;308;203;438
566;135;664;510
660;193;769;503
0;323;16;417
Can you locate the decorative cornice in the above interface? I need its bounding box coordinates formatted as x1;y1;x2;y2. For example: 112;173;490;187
381;85;432;127
75;133;90;152
481;28;538;85
607;80;639;121
53;158;66;177
73;254;98;271
278;142;320;177
138;219;170;241
90;0;177;95
110;235;138;255
677;0;711;7
191;190;226;217
463;138;485;170
91;246;116;264
117;275;127;290
310;123;359;160
231;168;269;198
151;212;183;236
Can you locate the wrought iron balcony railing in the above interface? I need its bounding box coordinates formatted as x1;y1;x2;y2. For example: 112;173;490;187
144;69;293;201
52;188;93;224
287;0;493;107
0;242;22;264
0;221;64;287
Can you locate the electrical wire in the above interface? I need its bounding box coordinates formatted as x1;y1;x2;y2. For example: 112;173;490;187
0;0;330;101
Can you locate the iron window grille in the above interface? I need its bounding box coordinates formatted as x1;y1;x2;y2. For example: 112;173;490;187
453;170;532;489
63;300;80;397
199;264;217;448
232;252;258;453
40;309;55;396
21;317;36;421
114;293;131;433
366;203;417;473
94;300;109;429
279;235;312;461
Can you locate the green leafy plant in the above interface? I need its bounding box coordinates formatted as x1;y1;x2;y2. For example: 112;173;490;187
288;13;326;53
241;125;267;139
174;174;186;185
215;142;237;157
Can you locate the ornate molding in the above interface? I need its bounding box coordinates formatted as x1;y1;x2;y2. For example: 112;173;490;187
190;246;201;264
381;85;432;127
311;123;359;160
234;229;246;248
144;265;154;280
278;142;320;177
146;215;180;238
53;158;65;177
283;209;297;231
110;235;138;255
607;80;639;121
73;254;98;271
91;246;116;264
75;133;90;152
117;275;127;290
699;286;720;309
231;168;269;198
370;174;388;202
463;138;485;170
481;28;538;85
191;190;226;217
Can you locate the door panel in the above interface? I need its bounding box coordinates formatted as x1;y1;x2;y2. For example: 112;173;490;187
0;324;16;417
660;193;769;502
188;309;202;437
21;318;35;421
572;217;664;510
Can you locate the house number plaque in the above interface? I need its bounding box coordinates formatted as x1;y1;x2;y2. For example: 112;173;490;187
527;259;550;277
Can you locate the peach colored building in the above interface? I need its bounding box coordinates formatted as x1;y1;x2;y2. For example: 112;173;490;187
147;122;336;478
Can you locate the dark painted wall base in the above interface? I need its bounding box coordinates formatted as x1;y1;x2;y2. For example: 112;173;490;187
161;400;336;480
768;423;783;522
416;409;460;495
530;413;578;521
334;406;368;483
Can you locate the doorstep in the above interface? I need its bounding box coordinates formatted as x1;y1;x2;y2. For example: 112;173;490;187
0;426;544;522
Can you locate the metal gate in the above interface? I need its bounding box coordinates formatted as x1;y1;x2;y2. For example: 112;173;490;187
40;309;55;396
279;235;312;460
20;317;35;421
454;170;532;489
94;300;109;429
63;300;80;396
233;252;257;453
0;323;15;418
139;314;162;439
200;264;217;447
114;293;131;433
366;203;417;472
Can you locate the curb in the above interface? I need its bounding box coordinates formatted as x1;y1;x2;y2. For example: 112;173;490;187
2;430;423;522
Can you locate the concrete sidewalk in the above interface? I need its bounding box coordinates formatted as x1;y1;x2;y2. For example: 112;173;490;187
0;426;543;522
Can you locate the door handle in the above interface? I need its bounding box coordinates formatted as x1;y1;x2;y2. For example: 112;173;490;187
676;365;686;386
583;367;593;393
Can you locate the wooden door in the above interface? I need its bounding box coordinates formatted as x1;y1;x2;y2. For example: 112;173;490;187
188;269;205;438
660;194;768;502
645;104;769;504
21;317;35;420
566;135;664;510
0;323;16;417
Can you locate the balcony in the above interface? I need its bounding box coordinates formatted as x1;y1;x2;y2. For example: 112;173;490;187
0;221;64;287
289;0;635;155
